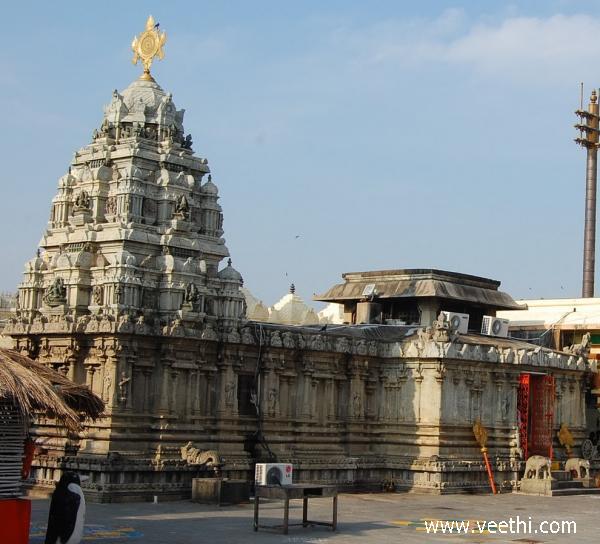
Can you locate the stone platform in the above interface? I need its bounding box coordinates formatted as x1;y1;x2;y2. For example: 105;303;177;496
520;469;600;496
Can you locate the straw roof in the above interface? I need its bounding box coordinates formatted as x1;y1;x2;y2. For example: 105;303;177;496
0;348;103;431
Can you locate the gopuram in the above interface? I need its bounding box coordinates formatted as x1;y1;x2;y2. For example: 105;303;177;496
4;18;598;501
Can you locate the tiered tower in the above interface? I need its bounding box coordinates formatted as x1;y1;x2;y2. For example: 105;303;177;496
5;17;247;500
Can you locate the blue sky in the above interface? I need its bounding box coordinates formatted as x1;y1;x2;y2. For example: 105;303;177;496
2;1;600;307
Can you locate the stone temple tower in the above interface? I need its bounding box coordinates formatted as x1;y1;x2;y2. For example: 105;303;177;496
5;18;248;500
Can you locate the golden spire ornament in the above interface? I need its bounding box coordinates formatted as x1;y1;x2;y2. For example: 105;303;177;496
131;15;167;81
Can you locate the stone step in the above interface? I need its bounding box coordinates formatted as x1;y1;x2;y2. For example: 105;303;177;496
551;470;571;481
552;480;583;490
551;487;600;496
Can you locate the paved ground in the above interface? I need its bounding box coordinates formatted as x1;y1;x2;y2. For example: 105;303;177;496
30;492;598;543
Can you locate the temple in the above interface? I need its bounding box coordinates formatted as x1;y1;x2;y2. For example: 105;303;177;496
4;18;599;501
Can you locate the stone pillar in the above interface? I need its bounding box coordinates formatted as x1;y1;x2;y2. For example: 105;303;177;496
327;377;336;420
414;364;424;423
158;361;173;415
205;369;216;417
142;369;152;413
186;370;197;418
85;364;97;395
102;357;116;412
493;375;504;426
217;364;237;417
169;368;180;414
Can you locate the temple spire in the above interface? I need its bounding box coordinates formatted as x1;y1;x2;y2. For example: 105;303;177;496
131;15;167;81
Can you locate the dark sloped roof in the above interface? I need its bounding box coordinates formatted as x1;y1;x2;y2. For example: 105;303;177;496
315;268;523;310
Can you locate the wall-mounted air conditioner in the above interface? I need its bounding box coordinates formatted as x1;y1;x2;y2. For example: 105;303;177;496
255;463;293;486
441;311;469;334
481;316;509;338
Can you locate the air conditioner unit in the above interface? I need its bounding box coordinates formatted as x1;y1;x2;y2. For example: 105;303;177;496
441;311;469;334
481;315;509;338
255;463;293;486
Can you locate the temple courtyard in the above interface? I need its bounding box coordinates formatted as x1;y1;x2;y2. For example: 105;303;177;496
28;492;597;543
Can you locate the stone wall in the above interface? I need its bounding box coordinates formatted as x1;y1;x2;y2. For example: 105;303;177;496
6;320;592;501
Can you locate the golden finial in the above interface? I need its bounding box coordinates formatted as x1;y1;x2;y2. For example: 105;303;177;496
131;15;167;81
591;90;598;104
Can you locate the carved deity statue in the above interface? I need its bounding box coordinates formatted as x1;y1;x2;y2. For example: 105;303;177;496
183;282;201;311
105;196;117;215
174;194;190;220
114;283;124;304
92;285;103;305
224;382;236;407
43;277;67;307
118;371;131;405
182;134;193;149
74;190;91;211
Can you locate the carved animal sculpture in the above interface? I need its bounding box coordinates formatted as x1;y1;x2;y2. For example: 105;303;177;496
524;455;552;480
565;457;590;479
180;442;222;468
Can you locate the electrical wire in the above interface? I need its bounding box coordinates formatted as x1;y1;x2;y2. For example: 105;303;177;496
251;322;276;461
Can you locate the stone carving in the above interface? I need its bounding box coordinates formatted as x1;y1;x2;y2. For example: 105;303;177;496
174;194;189;220
105;195;117;215
270;331;282;348
564;457;590;479
563;332;591;357
99;313;114;333
267;388;278;414
182;134;193;149
169;318;185;337
118;371;131;404
74;190;91;211
135;315;149;335
224;381;236;407
117;313;134;333
183;282;201;311
501;394;510;420
201;322;218;341
103;372;113;403
92;285;103;305
352;392;362;418
240;327;254;345
114;283;124;304
75;315;90;332
523;455;551;480
43;277;67;307
226;329;241;343
180;443;222;469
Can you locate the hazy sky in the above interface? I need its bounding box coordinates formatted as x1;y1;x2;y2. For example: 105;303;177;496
2;1;600;308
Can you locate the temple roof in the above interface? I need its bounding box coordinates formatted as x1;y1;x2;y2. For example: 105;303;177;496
103;77;184;129
315;268;523;310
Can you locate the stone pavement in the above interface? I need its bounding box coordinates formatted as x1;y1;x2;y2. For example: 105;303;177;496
29;492;598;543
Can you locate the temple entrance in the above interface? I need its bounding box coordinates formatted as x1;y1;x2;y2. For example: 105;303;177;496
517;373;555;459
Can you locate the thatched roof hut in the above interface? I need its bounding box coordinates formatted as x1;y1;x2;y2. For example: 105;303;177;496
0;348;103;497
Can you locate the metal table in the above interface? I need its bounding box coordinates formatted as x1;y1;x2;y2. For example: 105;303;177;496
253;484;338;534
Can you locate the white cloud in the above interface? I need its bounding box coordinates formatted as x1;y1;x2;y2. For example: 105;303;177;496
333;12;600;84
448;15;600;76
